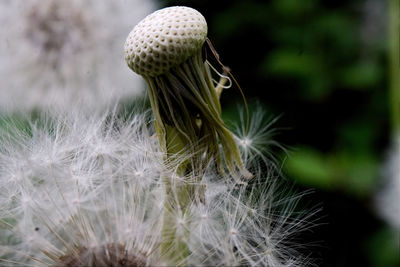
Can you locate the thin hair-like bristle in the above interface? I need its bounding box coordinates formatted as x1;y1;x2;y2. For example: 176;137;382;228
0;107;317;266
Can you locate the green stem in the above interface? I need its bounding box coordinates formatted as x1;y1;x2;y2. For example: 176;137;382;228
146;84;193;264
160;126;191;265
389;0;400;136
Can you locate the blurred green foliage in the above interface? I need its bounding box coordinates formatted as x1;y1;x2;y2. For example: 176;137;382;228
367;227;400;267
163;0;394;266
285;147;378;196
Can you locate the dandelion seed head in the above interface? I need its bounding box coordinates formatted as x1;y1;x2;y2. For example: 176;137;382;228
23;1;90;67
0;109;169;265
58;243;149;267
0;0;156;113
0;107;316;266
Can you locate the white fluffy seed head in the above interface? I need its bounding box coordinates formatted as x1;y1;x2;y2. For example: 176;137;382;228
0;0;157;113
124;6;207;77
0;108;315;266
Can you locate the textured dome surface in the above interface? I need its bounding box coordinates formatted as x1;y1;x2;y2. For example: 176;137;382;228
124;6;207;77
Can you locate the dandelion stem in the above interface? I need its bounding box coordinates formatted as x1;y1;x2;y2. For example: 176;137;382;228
160;125;191;264
145;53;249;264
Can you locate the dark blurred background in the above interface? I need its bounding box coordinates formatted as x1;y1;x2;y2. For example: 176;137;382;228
160;0;398;266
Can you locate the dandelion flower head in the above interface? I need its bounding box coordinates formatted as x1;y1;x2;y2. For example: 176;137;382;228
0;0;156;113
0;108;315;266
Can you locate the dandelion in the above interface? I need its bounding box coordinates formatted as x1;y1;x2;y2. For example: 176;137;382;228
124;6;251;179
0;0;156;113
123;6;316;265
124;6;255;261
0;109;166;266
0;5;317;267
0;108;315;266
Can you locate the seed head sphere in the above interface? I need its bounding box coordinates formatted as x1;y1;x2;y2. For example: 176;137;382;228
124;6;207;77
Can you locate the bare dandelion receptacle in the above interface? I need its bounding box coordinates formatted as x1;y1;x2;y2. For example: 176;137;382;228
125;6;207;77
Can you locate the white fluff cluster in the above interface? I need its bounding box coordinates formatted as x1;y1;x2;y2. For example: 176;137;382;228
0;0;156;113
0;108;313;266
377;137;400;229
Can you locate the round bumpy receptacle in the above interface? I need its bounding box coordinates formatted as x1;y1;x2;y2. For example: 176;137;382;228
124;6;207;77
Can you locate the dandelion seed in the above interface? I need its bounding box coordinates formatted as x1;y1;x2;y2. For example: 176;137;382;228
233;105;285;170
